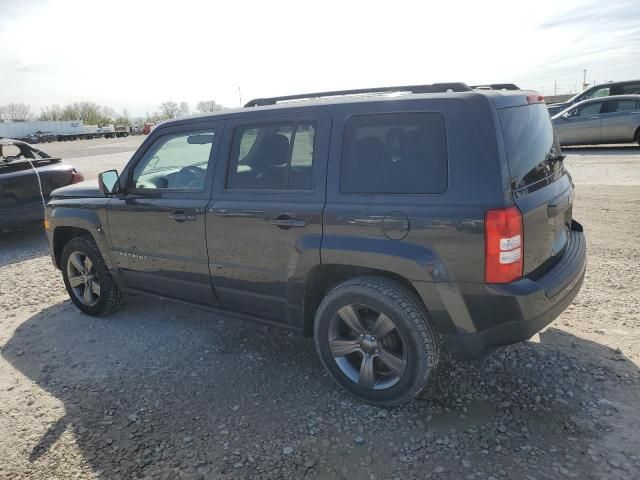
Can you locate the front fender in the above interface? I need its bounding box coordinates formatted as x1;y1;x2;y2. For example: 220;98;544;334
47;198;117;274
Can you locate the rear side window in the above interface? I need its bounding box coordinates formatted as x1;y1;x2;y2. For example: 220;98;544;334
603;100;639;113
341;113;447;194
621;83;640;94
499;104;563;191
226;122;317;191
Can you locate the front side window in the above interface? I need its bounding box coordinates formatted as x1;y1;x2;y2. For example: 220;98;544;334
575;102;603;117
226;121;317;191
581;86;610;101
132;130;215;191
341;113;447;194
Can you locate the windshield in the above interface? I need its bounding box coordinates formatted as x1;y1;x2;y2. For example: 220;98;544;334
499;103;564;193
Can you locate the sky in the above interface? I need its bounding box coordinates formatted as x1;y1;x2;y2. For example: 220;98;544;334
0;0;638;117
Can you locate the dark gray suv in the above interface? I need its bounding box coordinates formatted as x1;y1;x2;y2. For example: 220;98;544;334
45;83;586;406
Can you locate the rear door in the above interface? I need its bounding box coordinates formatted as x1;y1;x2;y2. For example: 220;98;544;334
499;103;573;276
206;111;330;327
600;99;640;143
556;101;603;145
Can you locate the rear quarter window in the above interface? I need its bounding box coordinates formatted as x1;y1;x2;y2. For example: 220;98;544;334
341;112;447;194
499;104;563;192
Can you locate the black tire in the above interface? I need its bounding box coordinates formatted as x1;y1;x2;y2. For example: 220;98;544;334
314;276;440;407
61;236;125;316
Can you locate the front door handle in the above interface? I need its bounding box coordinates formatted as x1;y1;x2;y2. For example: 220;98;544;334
271;216;307;229
169;210;196;222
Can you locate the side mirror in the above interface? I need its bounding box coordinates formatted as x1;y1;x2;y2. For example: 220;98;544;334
98;170;120;196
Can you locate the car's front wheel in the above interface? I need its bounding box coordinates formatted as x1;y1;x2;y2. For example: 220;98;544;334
61;236;125;316
314;276;440;407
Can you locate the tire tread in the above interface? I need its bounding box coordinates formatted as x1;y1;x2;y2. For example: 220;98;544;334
315;275;440;406
62;236;125;315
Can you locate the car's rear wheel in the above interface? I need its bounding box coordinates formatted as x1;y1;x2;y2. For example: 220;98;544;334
61;236;125;316
314;276;440;406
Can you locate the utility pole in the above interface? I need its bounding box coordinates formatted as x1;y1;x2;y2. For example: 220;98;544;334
583;69;587;89
554;80;557;96
238;86;242;107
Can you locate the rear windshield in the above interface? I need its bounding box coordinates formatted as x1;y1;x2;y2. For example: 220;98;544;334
499;103;563;192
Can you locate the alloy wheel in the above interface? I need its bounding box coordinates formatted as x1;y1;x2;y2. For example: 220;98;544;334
328;304;408;390
66;251;101;307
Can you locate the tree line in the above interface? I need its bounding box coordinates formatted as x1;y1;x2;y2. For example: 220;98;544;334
0;100;225;125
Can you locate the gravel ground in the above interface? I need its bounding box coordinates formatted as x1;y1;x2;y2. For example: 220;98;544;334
0;140;639;479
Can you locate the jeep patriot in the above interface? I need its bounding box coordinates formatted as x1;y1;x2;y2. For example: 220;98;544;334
45;83;586;406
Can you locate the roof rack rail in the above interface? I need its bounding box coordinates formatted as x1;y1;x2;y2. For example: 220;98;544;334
470;83;520;91
244;82;473;107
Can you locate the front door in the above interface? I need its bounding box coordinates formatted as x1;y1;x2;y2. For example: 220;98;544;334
206;112;330;327
107;122;223;306
558;101;603;145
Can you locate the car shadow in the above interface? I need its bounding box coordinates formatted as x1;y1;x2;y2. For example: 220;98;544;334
0;225;48;268
3;300;639;479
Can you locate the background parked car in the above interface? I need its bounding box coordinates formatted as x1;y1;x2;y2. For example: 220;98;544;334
547;79;640;116
552;95;640;146
34;130;57;143
17;134;39;144
0;138;84;231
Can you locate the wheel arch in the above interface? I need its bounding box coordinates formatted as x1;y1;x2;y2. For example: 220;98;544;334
302;264;428;337
53;226;94;268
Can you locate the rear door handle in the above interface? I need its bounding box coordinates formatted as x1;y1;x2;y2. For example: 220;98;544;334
271;216;306;228
169;210;196;222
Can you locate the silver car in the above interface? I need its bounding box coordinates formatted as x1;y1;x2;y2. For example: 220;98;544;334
552;95;640;146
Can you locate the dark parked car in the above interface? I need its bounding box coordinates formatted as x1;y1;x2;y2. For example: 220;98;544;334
552;95;640;146
0;138;83;231
45;84;586;406
547;79;640;116
34;131;57;143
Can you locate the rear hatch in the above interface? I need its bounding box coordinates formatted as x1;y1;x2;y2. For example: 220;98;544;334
498;101;573;276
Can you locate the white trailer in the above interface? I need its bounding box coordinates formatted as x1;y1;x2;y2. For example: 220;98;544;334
0;120;84;139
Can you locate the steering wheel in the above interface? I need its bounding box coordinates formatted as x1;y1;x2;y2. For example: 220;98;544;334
174;165;206;189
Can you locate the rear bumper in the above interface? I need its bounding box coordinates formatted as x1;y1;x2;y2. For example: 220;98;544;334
440;220;586;359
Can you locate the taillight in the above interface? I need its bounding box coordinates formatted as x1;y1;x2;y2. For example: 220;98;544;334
485;206;523;283
527;93;545;104
71;169;84;184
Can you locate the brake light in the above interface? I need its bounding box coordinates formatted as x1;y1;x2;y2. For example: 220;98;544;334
70;169;84;184
485;206;523;283
527;93;545;104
